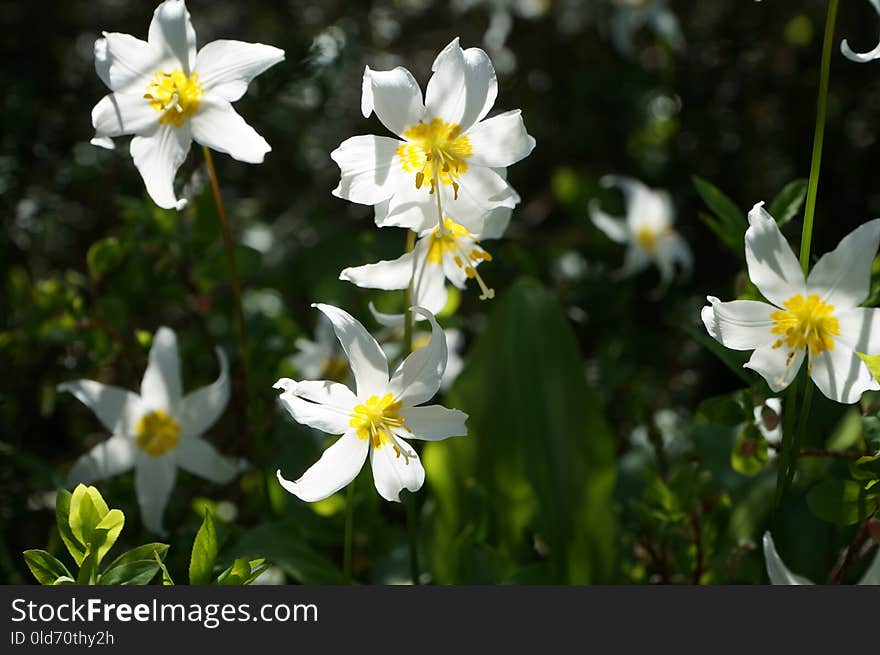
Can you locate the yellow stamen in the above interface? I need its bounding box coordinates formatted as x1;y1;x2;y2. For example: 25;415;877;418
349;393;412;457
397;119;472;193
144;69;204;128
425;217;495;300
135;409;180;456
770;294;840;356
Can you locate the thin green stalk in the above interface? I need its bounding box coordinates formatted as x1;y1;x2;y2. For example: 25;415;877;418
343;482;355;582
401;228;419;584
403;229;417;356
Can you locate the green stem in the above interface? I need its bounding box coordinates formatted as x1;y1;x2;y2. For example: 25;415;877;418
403;230;417;356
343;482;355;582
799;0;838;273
406;492;420;585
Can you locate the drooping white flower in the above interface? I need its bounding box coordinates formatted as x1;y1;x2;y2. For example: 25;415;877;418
702;204;880;404
590;175;692;285
841;0;880;63
608;0;685;57
331;37;535;235
59;327;245;534
754;397;782;455
275;304;467;503
90;0;285;210
763;531;880;585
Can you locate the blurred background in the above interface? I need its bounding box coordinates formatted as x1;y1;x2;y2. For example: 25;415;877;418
3;0;880;584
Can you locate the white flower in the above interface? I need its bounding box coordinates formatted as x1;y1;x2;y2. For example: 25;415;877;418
289;314;349;382
382;328;465;392
59;327;245;534
841;0;880;63
331;37;535;234
702;203;880;404
608;0;685;57
274;304;468;503
754;397;782;455
90;0;284;210
763;531;880;584
590;175;692;285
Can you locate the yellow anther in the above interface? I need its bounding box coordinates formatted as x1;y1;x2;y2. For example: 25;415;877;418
770;294;840;355
135;410;180;456
397;119;472;193
349;393;410;453
144;69;203;128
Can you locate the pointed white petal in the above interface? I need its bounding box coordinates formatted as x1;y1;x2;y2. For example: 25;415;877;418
806;219;880;309
763;532;814;585
176;436;245;484
362;65;425;137
330;135;404;206
134;452;177;535
313;304;389;396
130;125;192;210
94;33;162;93
339;249;415;291
398;405;467;441
745;202;805;306
836;307;880;354
479;204;513;240
369;302;406;329
194;39;285;102
190;96;270;163
856;547;880;585
654;232;692;283
140;326;183;412
276;431;368;502
147;0;197;73
370;435;424;502
274;377;356;434
744;342;805;393
809;343;879;404
389;307;446;406
92;93;157;139
279;378;358;409
620;244;651;277
600;175;672;229
57;380;144;435
465;110;535;168
411;252;449;315
701;296;776;350
67;435;137;485
841;2;880;63
425;38;497;132
178;347;229;438
589;200;629;244
91;136;116;150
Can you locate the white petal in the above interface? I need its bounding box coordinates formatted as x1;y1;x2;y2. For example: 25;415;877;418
57;380;144;435
465;110;535;168
601;175;672;230
94;33;162;93
194;39;285;102
589;200;629;244
147;0;197;73
836;307;880;354
91;136;116;150
67;434;137;485
92;93;158;139
809;343;879;404
134;452;177;535
654;232;693;283
330;135;404;206
313;305;389;396
442;166;517;230
856;548;880;585
745;202;805;306
339;249;416;291
389;307;446;406
620;244;651;277
140;326;183;412
744;342;805;393
411;251;449;315
841;2;880;63
479;205;513;240
425;38;497;132
130;125;192;210
763;532;814;585
398;405;467;441
176;436;245;484
701;296;776;350
279;378;358;409
178;347;229;438
370;435;425;502
369;302;406;329
276;431;368;502
190;96;270;164
362;65;425;137
806;219;880;309
274;378;356;434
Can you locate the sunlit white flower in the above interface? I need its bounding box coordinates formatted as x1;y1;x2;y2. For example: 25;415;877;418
608;0;685;57
275;304;467;503
702;204;880;404
382;328;465;392
289;314;349;382
90;0;284;209
841;0;880;63
763;531;880;585
754;397;782;454
59;327;245;534
590;175;692;285
331;37;535;234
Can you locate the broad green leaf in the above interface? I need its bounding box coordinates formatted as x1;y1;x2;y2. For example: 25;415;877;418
189;511;219;585
23;550;72;586
768;179;808;227
55;489;85;565
76;547;99;585
69;484;109;549
53;576;76;585
807;480;880;525
93;509;124;565
216;557;268;585
850;456;880;482
155;551;174;586
99;561;160;586
692;176;747;235
104;543;169;572
857;352;880;385
86;237;125;280
696;394;748;427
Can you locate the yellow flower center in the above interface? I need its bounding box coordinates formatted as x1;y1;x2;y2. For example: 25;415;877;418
426;217;495;300
349;393;409;455
397;119;472;197
635;226;659;253
144;69;204;128
135;409;181;456
770;294;840;356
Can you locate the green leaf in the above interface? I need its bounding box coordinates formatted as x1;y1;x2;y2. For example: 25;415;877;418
857;352;880;385
76;547;100;585
92;509;124;565
692;176;747;239
23;550;72;586
697;212;743;258
807;480;880;525
86;237;125;280
155;551;174;586
99;561;160;586
768;179;808;227
189;510;219;585
850;456;880;482
696;393;749;427
55;489;85;565
216;557;268;585
69;484;109;549
731;430;770;477
863;415;880;452
104;543;169;572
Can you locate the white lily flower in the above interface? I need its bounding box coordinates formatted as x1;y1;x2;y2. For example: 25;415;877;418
90;0;285;210
609;0;685;57
590;175;692;285
331;37;535;234
289;314;349;382
841;0;880;63
59;327;245;534
763;531;880;584
702;204;880;404
275;304;468;503
754;397;782;455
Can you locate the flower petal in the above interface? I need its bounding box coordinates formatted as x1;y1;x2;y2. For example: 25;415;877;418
178;347;229;438
276;431;368;502
313;304;389;397
589;200;629;244
620;244;650;277
654;231;693;283
701;297;776;350
806;219;880;309
362;65;425;137
836;307;880;354
479;205;513;240
190;96;270;163
130;124;192;210
339;249;416;291
274;377;356;434
370;435;425;502
763;532;813;585
744;342;805;393
841;1;880;63
194;39;285;102
147;0;197;73
94;33;161;93
140;326;183;412
398;405;467;440
57;380;144;435
92;92;157;140
176;436;245;484
857;548;880;585
425;38;497;132
412;250;449;315
809;342;879;404
744;202;805;306
134;452;177;535
465;110;535;168
330;135;404;206
389;307;446;406
67;434;137;485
